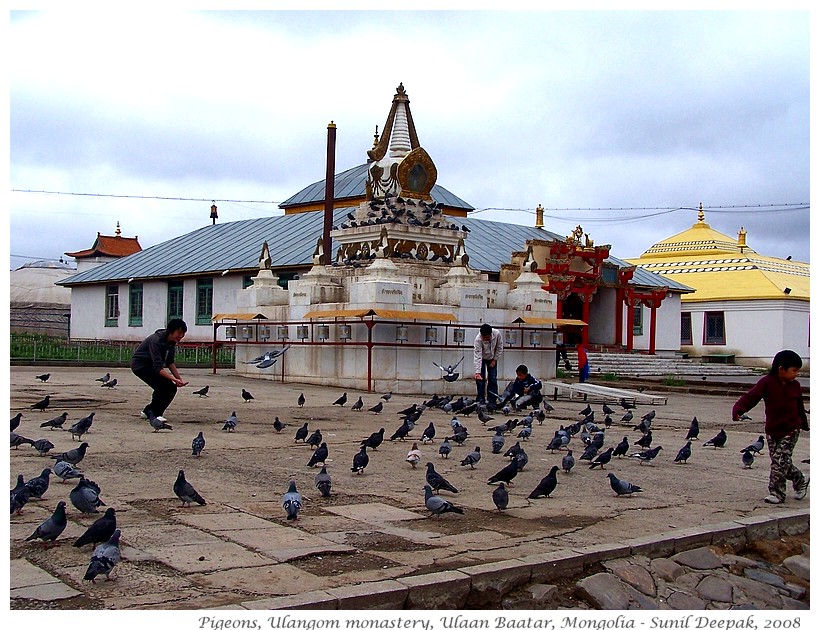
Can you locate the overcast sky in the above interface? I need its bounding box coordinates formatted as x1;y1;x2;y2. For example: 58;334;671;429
7;9;810;272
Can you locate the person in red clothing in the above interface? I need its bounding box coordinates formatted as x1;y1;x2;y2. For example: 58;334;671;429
732;350;809;505
577;343;590;383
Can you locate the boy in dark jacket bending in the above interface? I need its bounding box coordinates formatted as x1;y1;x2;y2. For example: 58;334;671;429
131;319;189;421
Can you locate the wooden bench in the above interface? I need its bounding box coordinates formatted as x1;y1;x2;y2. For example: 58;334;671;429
702;353;735;364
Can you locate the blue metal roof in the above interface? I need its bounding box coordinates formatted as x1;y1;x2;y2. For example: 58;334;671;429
279;162;475;211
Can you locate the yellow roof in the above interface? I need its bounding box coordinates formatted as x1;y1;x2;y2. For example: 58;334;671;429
625;217;809;303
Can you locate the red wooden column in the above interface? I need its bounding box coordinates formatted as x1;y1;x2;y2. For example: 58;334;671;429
616;267;635;350
641;289;668;355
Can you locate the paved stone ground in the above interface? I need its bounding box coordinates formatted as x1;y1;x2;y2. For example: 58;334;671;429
9;366;811;610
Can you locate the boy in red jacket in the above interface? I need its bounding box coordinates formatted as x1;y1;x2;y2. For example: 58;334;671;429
732;350;809;504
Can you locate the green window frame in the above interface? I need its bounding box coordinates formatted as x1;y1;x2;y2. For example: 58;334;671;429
105;285;119;327
129;283;143;327
167;280;184;321
632;304;643;336
196;279;213;325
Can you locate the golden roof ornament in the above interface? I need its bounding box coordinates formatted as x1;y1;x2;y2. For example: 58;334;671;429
697;202;705;223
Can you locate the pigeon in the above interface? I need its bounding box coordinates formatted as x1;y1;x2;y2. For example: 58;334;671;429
641;409;656;423
101;378;118;388
438;437;452;458
742;450;756;468
421;422;436;443
40;412;68;430
36;373;51;382
52;442;89;466
620;398;637;410
604;415;613;428
634;418;651;434
53;460;83;482
25;500;67;545
381;392;393;401
95;373;111;384
514;448;529;471
11;412;22;431
579;443;598;461
314;466;332;497
83;529;121;582
517;426;533;441
222;411;237;432
173;470;206;507
636;431;653;449
424;484;464;516
297;393;305;407
674;441;692;463
32;438;55;456
543;402;555;413
368;401;384;414
607;472;643;497
450;426;469;446
332;392;348;406
282;480;302;520
487;459;519;486
398;403;419;416
491;428;506;454
241;388;254;402
149;414;173;432
432;357;464;382
255;356;278;369
426;462;459;493
192;431;205;457
703;429;727;449
306;442;329;468
361;428;385;450
612;436;630;458
192;385;210;397
736;412;754;422
589;447;615;470
74;507;116;548
602;403;615;415
621;410;634;424
478;407;496;424
294;422;309;442
30;395;51;411
406;443;422;468
70;477;105;513
460;446;481;469
579;404;592;416
351;444;369;474
492;483;509;511
351;396;364;411
528;466;560;499
631;445;663;465
11;433;35;449
11;474;31;514
306;429;323;448
24;468;52;499
562;450;576;473
685;417;700;440
273;417;285;433
741;435;765;455
390;421;411;441
69;412;95;440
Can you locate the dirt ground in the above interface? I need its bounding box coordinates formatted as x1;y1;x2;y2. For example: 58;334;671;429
8;366;811;610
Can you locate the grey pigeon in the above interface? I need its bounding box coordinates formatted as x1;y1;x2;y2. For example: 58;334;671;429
631;445;663;465
222;411;237;432
40;412;69;430
192;431;205;457
294;422;309;442
561;450;575;473
432;357;464;382
24;467;52;499
528;466;560;499
54;460;82;482
361;428;385;450
514;448;529;471
351;444;370;474
69;412;95;440
589;447;614;470
306;429;323;449
11;412;22;431
95;373;110;383
368;401;384;414
70;477;105;513
351;396;364;411
282;480;302;520
36;373;51;382
192;385;209;397
100;378;117;388
641;409;656;423
492;483;509;511
255;356;277;369
742;449;756;468
26;500;67;545
273;417;285;432
608;472;643;497
332;392;347;406
173;470;206;507
74;507;116;548
424;484;464;516
460;446;481;469
11;433;35;449
674;441;692;463
621;410;633;424
685;417;700;440
381;392;392;401
487;459;518;486
30;395;50;411
83;529;121;582
477;408;494;424
241;388;254;402
703;428;727;448
314;466;332;497
11;474;31;514
741;435;765;455
491;428;505;454
297;393;305;407
307;442;329;468
32;439;54;456
517;426;533;440
149;413;173;432
426;462;459;493
438;437;452;458
579;443;598;461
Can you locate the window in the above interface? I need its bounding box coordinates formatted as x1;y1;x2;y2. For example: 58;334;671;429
105;285;119;326
168;280;184;320
196;279;213;325
704;311;726;345
129;283;143;327
242;275;254;289
680;313;692;345
632;304;643;336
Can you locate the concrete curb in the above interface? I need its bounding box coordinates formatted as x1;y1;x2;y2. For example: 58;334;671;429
241;508;809;610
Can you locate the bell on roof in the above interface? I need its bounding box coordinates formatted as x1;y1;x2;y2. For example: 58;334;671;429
210;202;219;225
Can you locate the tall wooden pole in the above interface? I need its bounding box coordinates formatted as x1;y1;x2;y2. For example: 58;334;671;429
322;121;337;265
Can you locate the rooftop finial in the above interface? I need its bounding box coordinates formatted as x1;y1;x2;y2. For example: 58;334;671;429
115;222;121;237
535;204;544;229
373;125;379;148
697;202;705;223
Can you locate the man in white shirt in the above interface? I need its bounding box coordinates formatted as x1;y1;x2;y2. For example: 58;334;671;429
474;323;503;403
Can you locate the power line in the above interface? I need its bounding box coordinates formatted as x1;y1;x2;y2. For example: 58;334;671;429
11;189;283;205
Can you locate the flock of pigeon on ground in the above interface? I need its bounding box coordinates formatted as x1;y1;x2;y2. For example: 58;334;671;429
11;366;768;586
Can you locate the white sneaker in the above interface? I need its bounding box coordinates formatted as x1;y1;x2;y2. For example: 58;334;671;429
140;412;148;419
794;478;809;500
156;416;168;424
764;494;783;505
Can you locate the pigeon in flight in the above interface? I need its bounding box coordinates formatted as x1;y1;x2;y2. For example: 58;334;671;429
685;417;700;440
282;480;302;520
406;442;423;468
492;483;509;511
173;470;206;507
95;373;110;384
432;356;465;382
192;431;205;457
703;429;727;449
527;466;560;499
241;388;254;402
332;392;348;406
361;428;385;450
351;396;364;411
674;441;692;464
607;472;643;497
52;442;89;466
368;401;384;414
73;507;116;548
315;466;332;497
295;422;309;442
69;477;105;513
487;459;519;486
742;449;756;468
438;436;452;458
297;393;305;407
460;446;481;469
40;412;68;430
631;445;663;465
53;460;82;482
589;447;615;470
426;462;459;493
273;417;286;433
101;379;118;388
150;414;173;432
351;444;370;474
30;395;51;412
33;438;55;456
25;500;67;545
741;435;765;455
222;411;237;432
192;385;209;397
561;450;575;473
307;442;329;468
83;529;121;583
424;485;464;516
